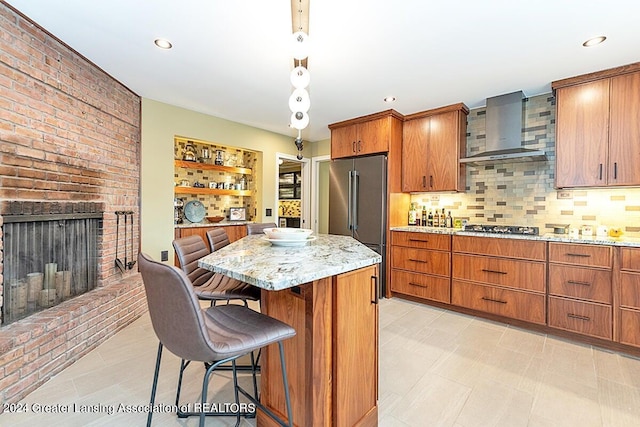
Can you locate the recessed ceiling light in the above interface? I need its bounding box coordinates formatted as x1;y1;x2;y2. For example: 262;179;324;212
582;36;606;47
154;38;173;49
384;96;396;103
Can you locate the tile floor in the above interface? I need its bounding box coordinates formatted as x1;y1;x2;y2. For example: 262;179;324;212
3;298;640;426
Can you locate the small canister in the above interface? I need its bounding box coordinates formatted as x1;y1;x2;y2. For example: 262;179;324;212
581;225;594;236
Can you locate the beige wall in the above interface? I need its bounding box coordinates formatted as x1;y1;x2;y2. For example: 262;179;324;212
141;98;310;262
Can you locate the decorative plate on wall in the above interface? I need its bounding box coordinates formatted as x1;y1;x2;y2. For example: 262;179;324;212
184;200;206;223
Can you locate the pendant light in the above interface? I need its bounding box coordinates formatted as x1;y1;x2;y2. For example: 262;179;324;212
289;0;310;159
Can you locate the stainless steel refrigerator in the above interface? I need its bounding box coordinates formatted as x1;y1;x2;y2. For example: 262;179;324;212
329;154;387;296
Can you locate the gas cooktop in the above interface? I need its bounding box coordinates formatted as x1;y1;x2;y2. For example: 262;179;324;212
462;224;539;235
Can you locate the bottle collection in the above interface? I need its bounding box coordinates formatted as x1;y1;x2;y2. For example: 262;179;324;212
408;203;455;228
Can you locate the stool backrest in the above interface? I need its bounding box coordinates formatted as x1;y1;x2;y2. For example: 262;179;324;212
247;222;277;235
206;228;231;252
138;252;216;362
172;235;213;287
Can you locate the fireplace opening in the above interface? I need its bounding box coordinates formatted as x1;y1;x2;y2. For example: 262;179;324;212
2;210;103;325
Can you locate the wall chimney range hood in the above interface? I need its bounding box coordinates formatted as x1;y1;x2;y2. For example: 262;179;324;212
460;91;547;165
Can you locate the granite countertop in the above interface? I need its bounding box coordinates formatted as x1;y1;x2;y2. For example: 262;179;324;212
198;234;382;291
175;220;252;229
390;226;640;247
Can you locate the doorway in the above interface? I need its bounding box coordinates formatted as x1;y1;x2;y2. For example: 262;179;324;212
275;153;310;229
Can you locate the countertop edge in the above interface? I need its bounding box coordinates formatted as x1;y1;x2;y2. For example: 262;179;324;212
390;226;640;247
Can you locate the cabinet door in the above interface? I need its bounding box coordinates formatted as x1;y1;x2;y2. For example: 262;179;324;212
402;117;430;192
357;116;389;155
334;265;378;427
555;80;610;188
331;124;358;159
428;110;463;191
609;71;640;186
224;224;247;242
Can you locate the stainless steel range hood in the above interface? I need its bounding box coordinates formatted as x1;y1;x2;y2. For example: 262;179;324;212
460;91;547;165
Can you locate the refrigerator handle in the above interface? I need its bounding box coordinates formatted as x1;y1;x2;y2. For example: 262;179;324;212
352;170;359;230
347;170;353;230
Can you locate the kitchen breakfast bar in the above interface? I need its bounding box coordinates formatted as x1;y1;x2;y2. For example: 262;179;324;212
199;234;382;427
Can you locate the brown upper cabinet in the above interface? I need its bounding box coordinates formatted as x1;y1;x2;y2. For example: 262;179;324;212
553;63;640;188
402;103;468;192
329;110;403;159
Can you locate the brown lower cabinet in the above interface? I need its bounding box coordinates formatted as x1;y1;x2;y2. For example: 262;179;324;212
389;231;640;355
451;280;546;324
548;242;613;340
619;247;640;347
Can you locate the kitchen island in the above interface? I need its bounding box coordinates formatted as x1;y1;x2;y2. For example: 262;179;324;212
199;234;382;427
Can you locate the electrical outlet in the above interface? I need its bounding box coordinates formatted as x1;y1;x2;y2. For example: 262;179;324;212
430;195;440;202
266;208;272;216
160;250;168;262
557;191;573;200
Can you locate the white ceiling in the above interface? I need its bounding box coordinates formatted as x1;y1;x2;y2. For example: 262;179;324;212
6;0;640;142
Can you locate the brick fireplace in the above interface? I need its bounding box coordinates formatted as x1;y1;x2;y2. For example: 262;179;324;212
0;2;146;407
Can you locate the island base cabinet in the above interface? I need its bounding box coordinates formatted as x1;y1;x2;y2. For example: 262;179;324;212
258;265;379;427
451;280;546;324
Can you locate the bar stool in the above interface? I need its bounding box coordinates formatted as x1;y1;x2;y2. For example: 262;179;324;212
138;252;295;427
246;222;277;235
173;235;259;305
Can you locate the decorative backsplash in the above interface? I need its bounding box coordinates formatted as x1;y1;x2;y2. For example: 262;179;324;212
410;93;640;237
174;138;258;220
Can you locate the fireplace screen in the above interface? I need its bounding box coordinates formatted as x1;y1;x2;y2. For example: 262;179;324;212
2;214;102;325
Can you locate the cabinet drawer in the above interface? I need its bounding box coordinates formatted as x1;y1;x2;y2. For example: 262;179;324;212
390;270;450;303
453;235;546;261
452;254;545;292
619;309;640;347
548;296;612;340
548;264;612;304
548;243;612;268
391;246;450;276
451;280;545;324
621;247;640;272
620;272;640;309
391;232;451;251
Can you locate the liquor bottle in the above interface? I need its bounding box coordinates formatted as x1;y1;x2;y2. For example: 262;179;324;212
433;207;440;227
440;208;446;227
421;206;427;226
427;209;433;227
408;203;417;226
445;211;453;228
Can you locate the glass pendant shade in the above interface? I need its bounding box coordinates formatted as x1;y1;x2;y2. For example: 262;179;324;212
288;88;310;113
290;111;309;130
291;31;310;60
290;66;310;89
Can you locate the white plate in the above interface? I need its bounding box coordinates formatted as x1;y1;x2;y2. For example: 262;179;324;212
263;236;317;247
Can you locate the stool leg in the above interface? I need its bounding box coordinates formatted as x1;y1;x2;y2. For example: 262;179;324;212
278;341;293;427
232;359;241;427
147;342;163;427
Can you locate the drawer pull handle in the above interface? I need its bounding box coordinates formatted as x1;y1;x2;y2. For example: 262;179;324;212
408;238;428;243
481;269;507;275
567;313;591;322
565;253;591;258
409;282;428;288
567;280;591;286
409;258;428;263
481;297;507;304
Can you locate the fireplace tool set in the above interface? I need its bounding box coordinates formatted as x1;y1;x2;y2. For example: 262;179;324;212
115;211;136;272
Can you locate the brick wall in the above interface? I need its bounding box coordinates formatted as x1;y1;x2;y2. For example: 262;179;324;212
0;1;145;406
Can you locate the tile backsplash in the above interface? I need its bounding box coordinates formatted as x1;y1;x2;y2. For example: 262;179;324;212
410;93;640;237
